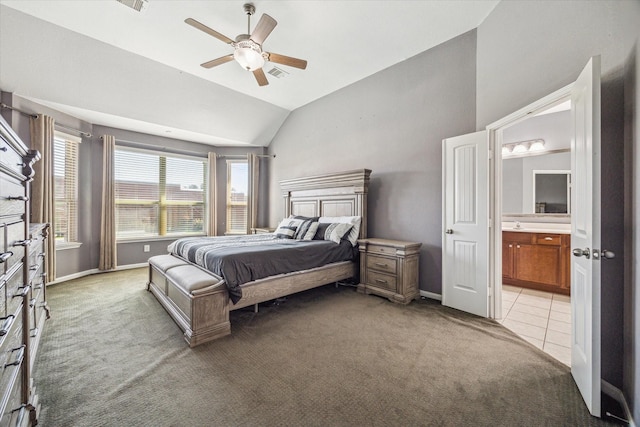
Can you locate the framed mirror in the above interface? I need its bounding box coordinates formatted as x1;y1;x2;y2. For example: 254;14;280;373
532;170;570;214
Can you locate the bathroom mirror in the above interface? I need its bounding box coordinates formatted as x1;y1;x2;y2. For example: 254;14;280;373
533;170;570;213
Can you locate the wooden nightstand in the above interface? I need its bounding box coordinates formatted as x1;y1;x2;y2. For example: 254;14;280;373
357;238;421;304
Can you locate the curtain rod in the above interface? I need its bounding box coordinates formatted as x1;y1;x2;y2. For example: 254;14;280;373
217;154;276;159
0;102;92;138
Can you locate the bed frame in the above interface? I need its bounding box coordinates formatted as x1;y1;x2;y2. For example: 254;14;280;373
147;169;371;346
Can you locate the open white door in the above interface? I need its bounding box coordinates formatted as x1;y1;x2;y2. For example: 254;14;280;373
570;56;601;417
442;131;489;317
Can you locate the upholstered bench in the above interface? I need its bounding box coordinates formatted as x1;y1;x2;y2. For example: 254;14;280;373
147;255;231;347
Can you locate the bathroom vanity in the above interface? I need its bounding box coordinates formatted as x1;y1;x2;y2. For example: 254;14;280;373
502;222;571;295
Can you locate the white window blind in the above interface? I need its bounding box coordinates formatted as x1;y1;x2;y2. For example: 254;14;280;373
114;147;207;240
53;131;80;245
226;160;248;234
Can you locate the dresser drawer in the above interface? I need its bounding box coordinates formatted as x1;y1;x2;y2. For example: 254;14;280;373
366;254;397;274
0;266;27;320
0;349;25;427
0;222;25;275
535;234;562;246
0;175;26;219
0;136;25;178
366;270;397;292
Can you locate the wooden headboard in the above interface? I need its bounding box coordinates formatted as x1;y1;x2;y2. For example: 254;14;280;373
280;169;371;239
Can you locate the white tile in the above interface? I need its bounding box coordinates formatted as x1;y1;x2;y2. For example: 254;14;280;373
515;294;553;310
509;303;550;318
520;335;544;349
547;319;571;334
549;311;571;324
504;310;549;328
503;285;522;293
553;294;571;303
545;329;571;348
551;300;571;314
502;319;546;341
544;342;571;366
521;288;553;299
502;291;519;303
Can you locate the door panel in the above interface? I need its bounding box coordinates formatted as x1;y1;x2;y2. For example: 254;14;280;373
442;131;488;317
570;56;601;417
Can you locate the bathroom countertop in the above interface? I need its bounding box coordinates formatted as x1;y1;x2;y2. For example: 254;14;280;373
501;222;571;235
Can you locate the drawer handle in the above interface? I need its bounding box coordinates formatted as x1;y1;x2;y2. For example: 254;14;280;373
6;195;28;201
38;252;45;259
13;239;32;247
29;265;38;271
0;251;13;263
375;279;388;284
0;146;6;152
30;327;38;338
544;237;553;241
0;315;15;336
12;286;30;299
12;405;27;427
29;298;36;308
374;262;388;268
40;272;46;279
5;345;25;367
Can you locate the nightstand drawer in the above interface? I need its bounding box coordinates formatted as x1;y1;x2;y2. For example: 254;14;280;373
366;255;396;274
366;270;396;292
367;244;396;256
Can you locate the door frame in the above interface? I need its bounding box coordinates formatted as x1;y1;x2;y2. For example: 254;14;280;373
485;83;573;319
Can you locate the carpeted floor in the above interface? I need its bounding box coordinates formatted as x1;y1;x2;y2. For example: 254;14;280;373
33;268;616;426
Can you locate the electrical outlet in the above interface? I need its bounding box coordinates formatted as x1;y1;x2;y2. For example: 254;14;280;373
143;244;150;253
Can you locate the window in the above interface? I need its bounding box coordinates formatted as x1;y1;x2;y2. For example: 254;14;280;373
53;131;80;247
226;160;248;234
114;147;207;240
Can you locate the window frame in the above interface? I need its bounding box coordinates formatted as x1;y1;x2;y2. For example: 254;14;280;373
225;159;248;235
114;146;208;241
53;130;81;250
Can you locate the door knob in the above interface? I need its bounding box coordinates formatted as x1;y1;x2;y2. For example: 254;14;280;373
601;250;615;260
445;229;453;234
572;248;590;259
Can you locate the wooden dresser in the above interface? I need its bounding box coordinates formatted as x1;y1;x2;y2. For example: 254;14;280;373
502;231;571;295
357;238;421;304
0;114;48;426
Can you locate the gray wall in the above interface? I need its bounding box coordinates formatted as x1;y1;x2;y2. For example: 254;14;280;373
267;30;477;295
476;0;639;416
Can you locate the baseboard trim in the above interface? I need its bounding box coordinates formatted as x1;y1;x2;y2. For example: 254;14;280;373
420;290;442;301
602;380;635;426
49;263;148;285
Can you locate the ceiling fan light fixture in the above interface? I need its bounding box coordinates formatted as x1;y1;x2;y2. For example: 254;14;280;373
233;39;265;71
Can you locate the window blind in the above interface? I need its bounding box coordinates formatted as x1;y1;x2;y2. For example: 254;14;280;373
114;147;207;239
53;132;80;244
226;160;248;234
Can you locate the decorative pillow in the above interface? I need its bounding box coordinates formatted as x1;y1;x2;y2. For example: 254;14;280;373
274;219;298;239
318;216;361;246
289;215;319;240
301;221;319;240
313;222;353;244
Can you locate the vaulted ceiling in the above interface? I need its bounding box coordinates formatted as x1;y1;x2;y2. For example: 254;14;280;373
0;1;499;146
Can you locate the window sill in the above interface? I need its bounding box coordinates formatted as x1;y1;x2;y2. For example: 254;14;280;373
56;242;83;251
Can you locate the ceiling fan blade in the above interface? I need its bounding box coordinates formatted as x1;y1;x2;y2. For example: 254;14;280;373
266;53;308;70
251;14;277;45
185;18;234;45
201;55;235;69
253;68;269;86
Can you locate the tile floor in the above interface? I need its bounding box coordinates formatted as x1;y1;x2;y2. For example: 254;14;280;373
499;285;571;366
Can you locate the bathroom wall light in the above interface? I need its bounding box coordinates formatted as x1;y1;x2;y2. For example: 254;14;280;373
502;139;545;157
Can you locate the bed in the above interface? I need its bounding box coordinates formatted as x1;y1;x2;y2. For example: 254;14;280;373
147;169;371;346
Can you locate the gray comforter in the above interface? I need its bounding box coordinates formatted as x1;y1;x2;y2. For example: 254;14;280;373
168;234;356;304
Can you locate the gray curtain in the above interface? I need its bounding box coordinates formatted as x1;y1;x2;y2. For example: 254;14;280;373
99;135;117;270
29;114;56;282
207;152;217;236
247;153;259;233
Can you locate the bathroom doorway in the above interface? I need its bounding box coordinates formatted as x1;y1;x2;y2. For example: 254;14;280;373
496;98;573;366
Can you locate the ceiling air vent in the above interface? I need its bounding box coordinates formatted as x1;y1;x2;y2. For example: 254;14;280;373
267;67;289;79
116;0;149;12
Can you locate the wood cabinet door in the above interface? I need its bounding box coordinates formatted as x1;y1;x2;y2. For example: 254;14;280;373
502;240;514;279
514;243;562;287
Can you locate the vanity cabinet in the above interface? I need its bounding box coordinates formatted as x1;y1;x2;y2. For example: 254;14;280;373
502;231;570;295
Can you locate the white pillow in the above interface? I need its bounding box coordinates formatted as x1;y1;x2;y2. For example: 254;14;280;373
318;216;361;246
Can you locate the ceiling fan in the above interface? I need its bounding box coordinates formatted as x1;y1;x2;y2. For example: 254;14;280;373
185;3;308;87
